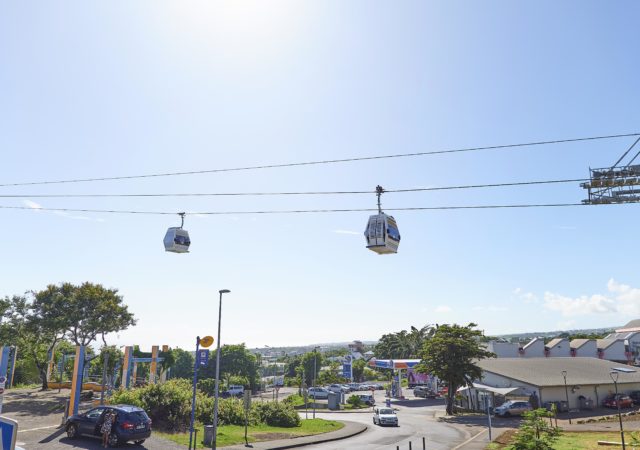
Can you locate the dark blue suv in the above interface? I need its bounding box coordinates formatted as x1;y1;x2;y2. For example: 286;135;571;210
66;405;152;446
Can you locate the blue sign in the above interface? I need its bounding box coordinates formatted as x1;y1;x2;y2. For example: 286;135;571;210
342;355;352;379
197;350;209;366
0;416;18;450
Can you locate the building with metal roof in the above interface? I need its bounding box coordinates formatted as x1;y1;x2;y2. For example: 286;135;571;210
462;357;640;413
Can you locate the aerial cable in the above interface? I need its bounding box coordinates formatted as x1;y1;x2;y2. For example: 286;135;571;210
0;177;589;198
0;202;618;216
0;133;637;188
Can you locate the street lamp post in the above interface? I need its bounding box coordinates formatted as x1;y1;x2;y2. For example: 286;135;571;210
313;346;319;419
212;289;230;450
610;371;626;450
561;370;571;424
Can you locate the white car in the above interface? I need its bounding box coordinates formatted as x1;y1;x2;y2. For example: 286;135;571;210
373;407;398;426
308;387;330;399
328;384;349;393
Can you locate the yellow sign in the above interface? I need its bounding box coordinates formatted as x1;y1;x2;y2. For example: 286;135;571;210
200;336;214;348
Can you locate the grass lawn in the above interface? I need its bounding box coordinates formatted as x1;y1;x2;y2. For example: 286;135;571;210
487;431;640;449
158;419;344;448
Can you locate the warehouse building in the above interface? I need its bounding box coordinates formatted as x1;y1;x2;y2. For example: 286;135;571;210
460;357;640;412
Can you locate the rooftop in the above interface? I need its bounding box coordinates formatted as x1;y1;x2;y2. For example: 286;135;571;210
477;357;640;387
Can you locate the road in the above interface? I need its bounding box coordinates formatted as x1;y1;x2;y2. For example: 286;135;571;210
303;389;495;450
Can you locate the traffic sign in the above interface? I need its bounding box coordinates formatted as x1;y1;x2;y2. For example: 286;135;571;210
197;350;210;366
199;336;214;348
0;416;17;450
0;377;6;384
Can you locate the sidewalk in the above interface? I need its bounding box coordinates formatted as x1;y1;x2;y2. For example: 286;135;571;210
222;420;367;450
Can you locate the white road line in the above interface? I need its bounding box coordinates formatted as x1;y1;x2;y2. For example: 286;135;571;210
17;425;59;433
451;429;487;450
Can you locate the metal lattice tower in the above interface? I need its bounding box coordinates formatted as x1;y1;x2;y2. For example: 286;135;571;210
582;137;640;204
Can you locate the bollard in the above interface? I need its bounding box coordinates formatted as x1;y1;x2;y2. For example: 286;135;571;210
423;437;426;449
396;446;400;450
409;441;412;450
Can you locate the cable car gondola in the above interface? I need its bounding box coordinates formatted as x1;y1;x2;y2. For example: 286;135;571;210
164;212;191;253
364;186;400;254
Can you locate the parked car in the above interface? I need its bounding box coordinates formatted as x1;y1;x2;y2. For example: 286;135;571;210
603;394;634;409
65;405;152;446
413;386;437;398
308;387;330;399
226;385;245;397
494;401;533;417
328;384;349;393
629;391;640;405
348;383;361;391
358;394;375;406
372;406;398;426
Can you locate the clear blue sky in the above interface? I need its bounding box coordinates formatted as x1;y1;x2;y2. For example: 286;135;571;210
1;1;639;351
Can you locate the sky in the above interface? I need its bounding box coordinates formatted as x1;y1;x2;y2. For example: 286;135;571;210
1;1;639;351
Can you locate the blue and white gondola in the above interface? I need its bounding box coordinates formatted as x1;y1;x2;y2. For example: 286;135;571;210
164;213;191;253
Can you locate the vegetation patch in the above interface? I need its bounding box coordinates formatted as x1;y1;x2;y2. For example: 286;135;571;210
158;419;344;447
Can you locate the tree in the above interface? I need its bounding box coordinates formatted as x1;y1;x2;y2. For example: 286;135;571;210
352;359;366;382
300;351;322;386
199;344;260;390
510;409;561;449
417;323;495;415
34;282;136;346
171;348;195;379
375;325;434;359
4;294;67;390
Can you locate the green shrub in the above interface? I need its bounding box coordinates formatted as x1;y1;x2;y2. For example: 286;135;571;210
197;378;218;397
282;394;305;407
251;401;300;427
215;398;248;426
109;379;197;431
347;395;363;408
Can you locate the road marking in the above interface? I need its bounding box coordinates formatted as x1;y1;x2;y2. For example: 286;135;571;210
451;429;487;449
17;425;59;433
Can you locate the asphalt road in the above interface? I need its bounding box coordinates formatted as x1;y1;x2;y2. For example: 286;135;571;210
302;389;506;450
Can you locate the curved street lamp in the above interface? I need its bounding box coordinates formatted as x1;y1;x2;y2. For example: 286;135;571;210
610;371;626;450
561;370;571;424
212;289;231;450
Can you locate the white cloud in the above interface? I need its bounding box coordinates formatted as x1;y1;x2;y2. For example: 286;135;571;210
513;287;538;304
541;279;640;317
557;319;577;329
22;199;103;222
472;305;508;312
435;305;452;313
332;230;360;235
23;200;43;210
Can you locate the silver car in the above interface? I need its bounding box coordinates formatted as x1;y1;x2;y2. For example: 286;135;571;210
494;400;532;417
373;407;398;426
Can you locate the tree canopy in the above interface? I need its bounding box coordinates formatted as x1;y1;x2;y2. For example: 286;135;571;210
417;323;495;415
375;325;434;359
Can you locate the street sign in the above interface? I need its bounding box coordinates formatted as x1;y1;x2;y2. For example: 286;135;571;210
197;350;210;366
0;416;18;450
199;336;214;348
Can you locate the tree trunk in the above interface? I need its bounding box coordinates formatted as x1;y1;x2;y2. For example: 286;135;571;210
39;366;49;391
447;390;454;416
